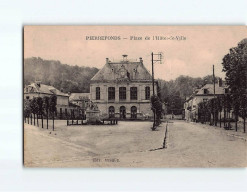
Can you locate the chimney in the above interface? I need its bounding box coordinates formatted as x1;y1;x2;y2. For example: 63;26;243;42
106;58;109;64
139;57;143;63
122;54;128;61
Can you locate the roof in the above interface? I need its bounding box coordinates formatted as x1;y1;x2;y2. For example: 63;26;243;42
196;83;226;95
91;57;152;82
185;82;227;102
25;83;69;97
69;93;90;101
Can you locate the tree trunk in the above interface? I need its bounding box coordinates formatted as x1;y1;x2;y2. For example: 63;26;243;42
215;111;217;126
223;107;226;127
41;114;43;128
34;114;36;126
31;114;32;125
235;113;238;132
37;114;39;127
47;110;49;129
228;111;230;130
219;111;221;128
28;115;29;124
53;112;54;131
244;117;246;133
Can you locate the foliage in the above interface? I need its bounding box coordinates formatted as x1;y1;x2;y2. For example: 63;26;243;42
24;57;99;93
49;95;57;114
158;75;220;114
222;38;247;127
42;96;50;115
24;99;31;117
30;97;38;114
36;97;44;115
151;95;163;125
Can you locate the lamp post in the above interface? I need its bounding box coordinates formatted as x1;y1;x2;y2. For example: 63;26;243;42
151;52;163;130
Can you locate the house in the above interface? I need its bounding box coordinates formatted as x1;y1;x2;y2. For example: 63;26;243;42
184;79;228;122
24;81;75;118
90;55;157;119
69;93;90;109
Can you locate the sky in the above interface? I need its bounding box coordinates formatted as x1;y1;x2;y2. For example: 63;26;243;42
24;26;247;81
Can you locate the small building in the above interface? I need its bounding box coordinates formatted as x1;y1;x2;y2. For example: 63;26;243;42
24;81;74;118
90;55;157;120
69;93;90;109
184;80;228;122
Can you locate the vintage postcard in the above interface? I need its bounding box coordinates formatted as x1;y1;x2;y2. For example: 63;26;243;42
23;26;247;167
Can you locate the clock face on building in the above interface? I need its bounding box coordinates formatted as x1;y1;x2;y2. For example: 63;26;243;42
120;69;126;78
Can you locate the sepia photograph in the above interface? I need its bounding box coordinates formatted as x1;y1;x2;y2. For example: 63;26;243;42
23;26;247;168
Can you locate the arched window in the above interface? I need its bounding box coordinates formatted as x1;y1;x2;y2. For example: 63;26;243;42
109;106;115;118
131;106;137;119
108;87;115;100
145;86;150;100
120;106;126;119
96;87;100;100
130;87;137;100
119;87;126;100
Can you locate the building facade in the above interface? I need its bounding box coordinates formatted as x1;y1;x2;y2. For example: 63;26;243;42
69;93;90;109
90;55;157;120
24;81;74;118
184;80;229;122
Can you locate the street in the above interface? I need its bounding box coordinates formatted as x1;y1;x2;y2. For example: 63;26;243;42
24;120;247;167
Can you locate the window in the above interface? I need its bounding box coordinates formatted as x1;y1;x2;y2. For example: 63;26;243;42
203;88;208;94
120;106;126;119
108;87;115;100
119;87;126;100
26;96;29;100
109;106;115;118
130;87;137;100
131;106;137;119
96;87;100;100
145;86;150;100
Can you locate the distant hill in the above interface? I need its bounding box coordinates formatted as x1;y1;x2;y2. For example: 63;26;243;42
24;57;99;93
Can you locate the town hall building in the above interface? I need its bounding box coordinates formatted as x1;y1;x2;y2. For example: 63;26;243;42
90;55;157;120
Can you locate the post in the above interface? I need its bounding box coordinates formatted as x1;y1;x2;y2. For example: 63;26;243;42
152;52;156;129
213;65;216;126
52;112;54;131
41;114;43;128
47;109;49;129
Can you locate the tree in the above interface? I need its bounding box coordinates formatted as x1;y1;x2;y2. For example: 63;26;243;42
151;95;163;130
49;95;57;131
198;101;207;124
217;95;224;128
30;98;38;126
222;39;247;132
43;96;50;129
24;99;31;123
36;97;44;128
206;98;214;125
240;95;247;133
225;94;232;129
